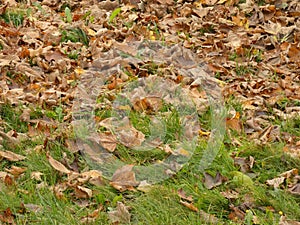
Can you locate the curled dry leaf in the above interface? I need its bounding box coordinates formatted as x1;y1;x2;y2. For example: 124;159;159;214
0;150;26;162
74;186;93;199
108;202;131;224
46;152;71;174
110;165;139;191
5;166;27;178
0;208;15;225
177;188;193;202
180;200;198;212
266;177;285;188
79;170;103;187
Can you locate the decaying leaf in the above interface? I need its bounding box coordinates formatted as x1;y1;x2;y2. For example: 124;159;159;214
116;117;145;148
5;166;27;178
0;150;26;162
177;188;193;202
0;208;15;225
233;156;255;173
203;172;226;189
74;185;93;199
110;165;139;191
108;202;131;224
47;152;71;174
180;200;198;212
99;132;117;152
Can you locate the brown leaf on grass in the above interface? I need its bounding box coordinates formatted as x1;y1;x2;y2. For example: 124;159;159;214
74;186;93;199
0;130;22;148
226;112;243;134
108;202;131;224
288;183;300;195
228;204;245;222
266;177;285;188
110;165;139;191
203;172;226;189
116;117;145;148
79;170;103;187
0;208;15;225
4;174;14;186
47;152;71;174
5;166;27;178
99;132;117;152
233;156;255;173
0;150;26;162
177;188;193;202
52;182;68;199
199;210;220;225
80;205;104;224
221;190;239;199
180;200;198;212
279;216;300;225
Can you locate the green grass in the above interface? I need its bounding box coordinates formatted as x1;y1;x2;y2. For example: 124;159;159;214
0;103;28;133
61;28;89;46
1;95;300;224
0;10;24;27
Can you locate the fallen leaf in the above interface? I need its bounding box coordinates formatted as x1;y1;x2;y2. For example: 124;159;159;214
0;150;26;162
99;132;117;152
74;186;93;199
180;200;198;212
108;202;131;224
110;165;139;191
203;172;225;189
0;208;15;225
47;152;71;174
177;188;193;202
279;215;300;225
5;166;27;178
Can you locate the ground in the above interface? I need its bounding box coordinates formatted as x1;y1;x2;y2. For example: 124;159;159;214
0;0;300;224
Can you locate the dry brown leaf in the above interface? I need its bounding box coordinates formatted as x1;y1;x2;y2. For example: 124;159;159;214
0;150;26;162
79;170;103;187
199;210;220;224
46;152;71;174
5;166;27;178
279;216;300;225
117;118;145;148
74;186;93;199
233;156;255;173
110;165;139;191
226;112;243;134
266;177;285;188
108;202;131;224
180;200;198;212
80;205;103;223
177;188;193;202
0;208;15;225
203;172;225;189
99;132;117;152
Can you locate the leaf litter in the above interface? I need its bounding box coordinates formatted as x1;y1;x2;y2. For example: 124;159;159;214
0;0;299;223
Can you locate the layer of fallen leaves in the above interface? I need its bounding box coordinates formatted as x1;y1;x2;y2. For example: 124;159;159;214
0;0;300;224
